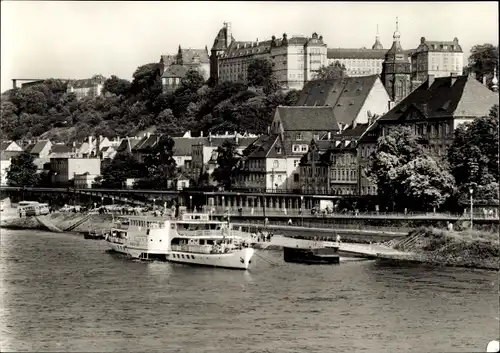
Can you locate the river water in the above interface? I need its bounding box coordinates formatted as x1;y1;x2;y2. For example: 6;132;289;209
0;229;498;352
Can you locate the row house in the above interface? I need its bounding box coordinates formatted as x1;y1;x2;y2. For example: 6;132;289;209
24;140;52;172
299;123;374;195
0;140;23;185
236;106;340;191
210;22;327;90
296;75;392;129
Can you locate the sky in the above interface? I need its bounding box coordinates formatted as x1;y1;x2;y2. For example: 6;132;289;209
1;1;498;93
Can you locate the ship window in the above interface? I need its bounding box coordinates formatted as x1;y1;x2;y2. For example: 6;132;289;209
191;255;195;259
181;254;185;258
159;239;162;242
146;229;150;235
150;239;153;241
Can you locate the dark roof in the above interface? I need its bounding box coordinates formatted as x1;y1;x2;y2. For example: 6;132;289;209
0;141;21;152
296;75;380;125
379;75;499;122
245;135;279;158
338;123;370;138
161;64;188;79
133;135;160;151
50;144;72;153
413;38;463;54
212;26;236;51
327;48;413;60
173;136;257;156
116;138;141;153
276;106;339;131
161;48;209;66
30;140;50;155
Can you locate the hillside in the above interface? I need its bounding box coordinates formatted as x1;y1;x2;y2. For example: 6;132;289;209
1;61;301;143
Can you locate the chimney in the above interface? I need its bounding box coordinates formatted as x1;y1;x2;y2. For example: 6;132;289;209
327;131;331;140
267;126;271;135
256;38;259;45
450;73;458;86
225;22;232;45
88;136;92;150
428;74;435;88
225;131;228;136
208;131;212;143
200;131;203;137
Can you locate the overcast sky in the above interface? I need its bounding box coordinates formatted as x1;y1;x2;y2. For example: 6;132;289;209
1;1;498;93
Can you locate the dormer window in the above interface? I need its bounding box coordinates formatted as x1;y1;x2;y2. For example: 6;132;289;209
443;45;448;50
295;133;303;141
276;147;282;154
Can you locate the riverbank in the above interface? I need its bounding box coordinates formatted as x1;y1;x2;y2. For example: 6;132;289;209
391;227;499;270
2;211;498;270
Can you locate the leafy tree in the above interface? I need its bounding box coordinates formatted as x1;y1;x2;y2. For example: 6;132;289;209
10;88;48;115
130;63;163;100
315;61;348;80
95;151;144;188
103;75;132;96
284;89;301;105
448;104;499;203
6;151;40;187
247;58;279;93
156;108;184;136
138;135;177;189
465;44;499;88
212;140;241;189
180;69;205;92
367;126;455;210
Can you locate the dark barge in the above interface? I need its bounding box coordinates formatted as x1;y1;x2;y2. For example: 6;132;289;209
283;242;340;265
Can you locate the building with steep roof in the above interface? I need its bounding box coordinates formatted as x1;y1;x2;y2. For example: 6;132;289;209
295;75;392;128
411;37;464;82
67;74;106;100
210;22;327;90
377;74;499;157
160;45;210;85
161;64;188;93
380;18;417;103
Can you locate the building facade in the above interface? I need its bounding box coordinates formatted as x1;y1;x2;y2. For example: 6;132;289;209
50;157;101;186
67;75;106;100
411;37;464;82
210;22;327;90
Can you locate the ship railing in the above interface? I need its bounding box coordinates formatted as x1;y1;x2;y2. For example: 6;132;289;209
171;245;213;254
176;229;229;238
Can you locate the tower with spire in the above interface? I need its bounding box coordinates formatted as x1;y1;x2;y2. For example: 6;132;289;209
381;17;412;103
372;24;383;50
492;67;498;92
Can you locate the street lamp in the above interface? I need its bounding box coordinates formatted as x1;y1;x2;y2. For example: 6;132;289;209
469;188;474;228
300;196;304;226
101;196;104;207
189;195;193;211
153;198;156;210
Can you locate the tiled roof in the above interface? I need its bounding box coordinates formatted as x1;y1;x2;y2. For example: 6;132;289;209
161;64;188;79
116;138;141;153
161;48;209;66
277;106;339;132
212;26;236;51
245;135;279;159
296;75;379;125
327;48;414;60
338;123;370;138
172;136;258;156
379;75;499;122
51;144;72;153
30;140;50;155
414;39;463;53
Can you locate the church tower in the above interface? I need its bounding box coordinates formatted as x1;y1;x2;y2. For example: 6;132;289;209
371;24;383;50
381;18;412;103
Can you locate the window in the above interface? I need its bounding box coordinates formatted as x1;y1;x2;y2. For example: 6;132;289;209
293;160;299;168
295;133;303;140
301;145;308;152
276;147;282;154
293;145;299;152
313;134;319;140
294;174;299;182
273;160;279;168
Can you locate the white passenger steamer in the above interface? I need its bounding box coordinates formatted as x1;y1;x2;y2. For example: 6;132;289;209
105;213;254;270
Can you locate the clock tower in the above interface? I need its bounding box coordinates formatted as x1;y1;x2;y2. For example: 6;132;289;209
381;18;412;103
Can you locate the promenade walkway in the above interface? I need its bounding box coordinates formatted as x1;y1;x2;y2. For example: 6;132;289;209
269;234;415;260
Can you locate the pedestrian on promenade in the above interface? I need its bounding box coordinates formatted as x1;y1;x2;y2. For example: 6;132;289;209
336;234;341;244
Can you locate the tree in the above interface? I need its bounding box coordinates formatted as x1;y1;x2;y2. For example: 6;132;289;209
315;61;348;80
130;63;163;100
447;104;499;203
367;126;455;210
10;88;48;115
284;89;301;105
247;59;279;93
156;108;184;136
212;140;241;189
465;44;499;88
139;135;178;189
96;151;144;188
103;75;132;96
7;151;40;187
180;69;205;92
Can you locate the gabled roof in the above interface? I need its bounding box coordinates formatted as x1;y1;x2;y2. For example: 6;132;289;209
161;64;188;79
30;140;51;155
161;48;209;66
414;38;463;53
244;135;280;159
379;75;499;122
276;106;339;132
0;141;21;152
68;75;106;88
116;138;141;153
327;48;414;60
296;75;379;125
